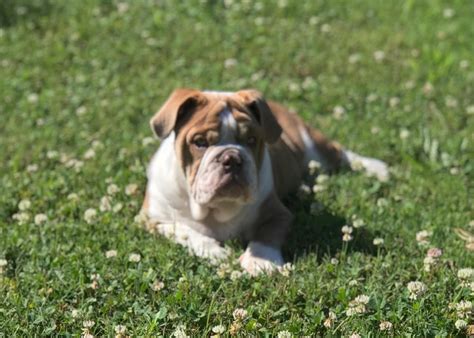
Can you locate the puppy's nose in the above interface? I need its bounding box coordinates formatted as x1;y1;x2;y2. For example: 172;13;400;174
221;151;242;172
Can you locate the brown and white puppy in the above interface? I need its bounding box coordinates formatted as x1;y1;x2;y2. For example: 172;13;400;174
142;89;388;275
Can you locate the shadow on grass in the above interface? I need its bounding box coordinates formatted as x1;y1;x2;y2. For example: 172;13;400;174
282;193;376;262
0;0;53;27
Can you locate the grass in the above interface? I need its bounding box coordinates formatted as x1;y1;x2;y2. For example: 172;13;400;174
0;0;473;336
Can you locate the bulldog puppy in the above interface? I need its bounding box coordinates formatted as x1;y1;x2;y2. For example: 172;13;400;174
142;89;388;275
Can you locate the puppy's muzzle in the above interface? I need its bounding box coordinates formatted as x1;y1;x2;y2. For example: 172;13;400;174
219;149;243;175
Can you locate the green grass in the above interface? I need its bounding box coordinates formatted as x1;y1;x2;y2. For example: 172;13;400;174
1;0;473;336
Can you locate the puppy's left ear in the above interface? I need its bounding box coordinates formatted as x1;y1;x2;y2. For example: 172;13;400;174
236;89;282;144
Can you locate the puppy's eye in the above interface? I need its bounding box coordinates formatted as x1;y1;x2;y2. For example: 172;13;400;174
193;137;208;149
247;136;257;146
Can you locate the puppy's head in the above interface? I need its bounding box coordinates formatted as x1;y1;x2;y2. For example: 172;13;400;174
150;89;281;221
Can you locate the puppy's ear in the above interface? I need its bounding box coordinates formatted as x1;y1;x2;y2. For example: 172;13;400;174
236;89;282;144
150;88;204;139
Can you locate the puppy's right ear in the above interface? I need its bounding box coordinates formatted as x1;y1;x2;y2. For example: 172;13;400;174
150;88;204;139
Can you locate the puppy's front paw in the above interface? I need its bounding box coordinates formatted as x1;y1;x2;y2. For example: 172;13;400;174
239;242;284;276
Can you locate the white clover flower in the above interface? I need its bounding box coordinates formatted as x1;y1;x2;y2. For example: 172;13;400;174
457;268;474;280
113;203;123;213
373;50;385;62
0;258;7;273
277;330;292;338
407;281;427;300
351;216;365;228
172;324;189;338
455;319;467;330
83;149;96;160
82;320;95;328
224;58;238;69
114;324;127;335
34;213;48;225
67;193;79;200
308;160;321;175
142;136;155;146
348;279;358;287
71;309;79;318
330;258;339;265
18;199;31;211
46;150;59;159
427;247;442;258
399;128;410;139
389;97;400;108
99;196;112;212
116;2;129;14
27;93;39;103
320;23;331;33
125;183;139;196
312;184;326;193
349;334;361;338
212;324;225;334
341;225;353;234
27;164;38;172
128;253;141;262
416;230;432;246
151;280;165;291
107;184;120;195
342;234;353;242
316;174;329;184
348;53;361;64
76;106;87;116
232;308;248;321
443;8;455;18
105;250;117;258
230;270;243;280
12;212;30;224
323;311;337;328
456;300;472;318
373;238;384;246
332;105;345;119
84;208;97;224
379;320;393;331
354;295;370;304
423;82;434;95
278;263;294;277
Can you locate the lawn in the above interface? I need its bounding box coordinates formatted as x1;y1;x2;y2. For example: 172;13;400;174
0;0;473;336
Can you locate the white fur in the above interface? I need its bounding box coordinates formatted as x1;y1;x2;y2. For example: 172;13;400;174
299;126;326;167
343;150;389;181
146;113;276;266
239;241;284;276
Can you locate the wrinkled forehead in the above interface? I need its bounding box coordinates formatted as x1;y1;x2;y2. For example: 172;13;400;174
185;92;256;133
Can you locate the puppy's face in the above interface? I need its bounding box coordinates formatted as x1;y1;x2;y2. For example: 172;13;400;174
150;89;281;221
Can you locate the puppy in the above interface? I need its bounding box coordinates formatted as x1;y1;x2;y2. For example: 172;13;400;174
141;89;388;275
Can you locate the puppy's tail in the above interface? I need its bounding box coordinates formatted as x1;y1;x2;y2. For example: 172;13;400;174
300;125;389;181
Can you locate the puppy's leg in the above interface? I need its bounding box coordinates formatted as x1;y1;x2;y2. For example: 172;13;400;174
152;221;230;264
240;192;292;276
302;126;389;181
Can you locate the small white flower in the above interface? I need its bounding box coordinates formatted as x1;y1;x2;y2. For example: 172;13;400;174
12;212;30;224
0;258;7;273
230;270;243;280
114;324;127;334
457;268;474;280
312;184;326;193
352;216;365;228
27;164;39;172
443;8;455;18
349;333;361;338
67;193;79;201
112;203;123;213
455;319;467;330
416;230;432;246
232;308;248;321
332;105;345;119
172;324;189;338
224;58;238;68
379;320;393;331
323;311;336;328
423;82;434;95
342;233;353;242
142;136;155;146
125;184;139;196
389;97;400;107
320;23;331;33
309;16;320;25
341;225;353;234
277;330;292;338
308;160;321;175
128;253;141;262
76;106;87;116
27;93;39;103
84;208;97;224
212;324;225;334
456;300;472;318
354;295;370;304
107;184;120;195
46;150;59;159
373;50;385;62
105;250;117;258
330;258;339;265
151;280;165;291
116;2;129;14
71;309;79;318
373;238;384;246
407;281;427;300
34;213;48;225
82;320;95;328
316;174;329;184
83;149;96;160
399;128;410;139
99;196;112;212
18;199;31;211
348;53;361;64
